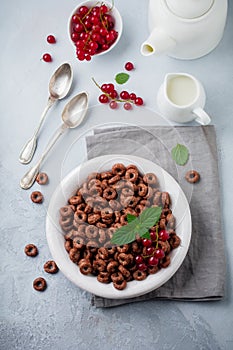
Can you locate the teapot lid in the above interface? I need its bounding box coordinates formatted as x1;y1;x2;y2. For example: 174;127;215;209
165;0;214;19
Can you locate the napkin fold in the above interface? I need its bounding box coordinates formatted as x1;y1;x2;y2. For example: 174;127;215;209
85;125;226;308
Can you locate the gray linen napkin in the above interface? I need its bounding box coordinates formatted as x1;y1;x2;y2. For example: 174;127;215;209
85;125;226;307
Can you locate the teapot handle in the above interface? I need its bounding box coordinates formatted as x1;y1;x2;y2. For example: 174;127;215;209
192;107;211;125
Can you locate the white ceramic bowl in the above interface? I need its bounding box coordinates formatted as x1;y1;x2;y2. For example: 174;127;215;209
46;154;192;299
68;0;123;56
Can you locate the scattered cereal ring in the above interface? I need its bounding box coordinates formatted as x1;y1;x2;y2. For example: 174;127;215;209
31;191;43;203
36;172;48;185
185;170;200;183
24;244;38;257
44;260;59;274
33;277;47;291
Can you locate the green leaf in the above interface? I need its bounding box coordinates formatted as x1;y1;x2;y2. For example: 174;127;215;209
127;214;137;223
141;231;151;239
110;206;162;245
139;207;162;230
115;72;130;85
171;144;189;166
110;225;136;245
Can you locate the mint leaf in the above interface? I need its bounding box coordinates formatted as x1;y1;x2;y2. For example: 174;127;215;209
127;214;137;223
110;225;137;245
110;206;162;245
115;72;130;85
139;207;162;229
171;144;189;166
141;231;151;239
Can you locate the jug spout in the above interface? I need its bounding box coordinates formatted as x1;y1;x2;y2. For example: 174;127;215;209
140;28;176;56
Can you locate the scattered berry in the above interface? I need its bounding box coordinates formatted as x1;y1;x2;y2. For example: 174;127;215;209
47;35;56;44
150;231;157;241
120;91;130;100
129;93;136;101
125;62;134;71
123;102;132;110
99;94;109;103
135;97;144;106
109;100;118;109
42;53;52;62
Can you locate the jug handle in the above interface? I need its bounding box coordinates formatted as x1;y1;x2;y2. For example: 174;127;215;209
192;107;211;125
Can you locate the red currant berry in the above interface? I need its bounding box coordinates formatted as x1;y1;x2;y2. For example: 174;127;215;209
99;28;108;37
150;231;157;241
106;32;115;43
101;84;108;93
154;249;165;259
146;246;155;256
99;94;109;103
91;15;100;25
159;230;170;241
100;5;109;14
148;256;159;266
120;91;130;100
109;101;118;109
124;102;132;110
92;33;101;42
85;54;91;61
125;62;134;71
106;83;115;92
129;93;136;101
135;255;144;264
109;90;118;99
135;97;144;106
142;238;152;247
42;53;52;62
101;43;109;51
71;32;79;42
72;14;80;24
138;263;147;271
77;51;85;61
74;23;84;33
78;6;89;16
47;35;56;44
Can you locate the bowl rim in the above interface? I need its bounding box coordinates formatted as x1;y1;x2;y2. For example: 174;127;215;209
46;154;192;299
68;0;123;56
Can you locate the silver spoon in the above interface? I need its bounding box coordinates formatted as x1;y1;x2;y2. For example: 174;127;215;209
19;62;73;164
20;92;88;190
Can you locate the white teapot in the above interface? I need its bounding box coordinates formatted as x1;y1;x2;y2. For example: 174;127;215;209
141;0;228;59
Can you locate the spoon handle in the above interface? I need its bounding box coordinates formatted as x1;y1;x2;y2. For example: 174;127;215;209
19;97;55;164
20;123;68;190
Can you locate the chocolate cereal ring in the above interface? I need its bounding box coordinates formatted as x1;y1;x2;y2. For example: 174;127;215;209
44;260;59;274
36;172;48;185
30;191;43;204
185;170;200;183
143;173;157;185
113;279;127;290
33;277;47;292
24;244;38;257
112;163;126;176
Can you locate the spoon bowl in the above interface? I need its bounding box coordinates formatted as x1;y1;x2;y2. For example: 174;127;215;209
19;63;73;164
20;92;88;190
62;92;88;128
49;63;73;100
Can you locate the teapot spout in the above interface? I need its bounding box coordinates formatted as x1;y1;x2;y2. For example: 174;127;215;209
140;28;176;56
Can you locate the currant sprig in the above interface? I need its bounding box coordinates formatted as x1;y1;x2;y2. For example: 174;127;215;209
92;77;144;110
